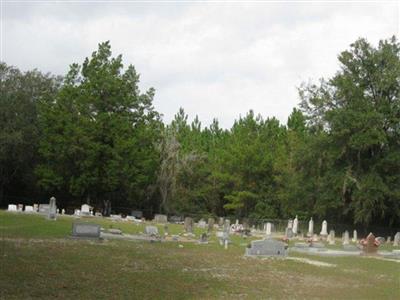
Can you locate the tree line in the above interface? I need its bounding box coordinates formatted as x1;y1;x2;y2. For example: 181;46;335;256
1;37;399;227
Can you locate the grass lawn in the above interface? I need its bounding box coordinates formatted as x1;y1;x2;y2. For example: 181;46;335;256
1;211;399;299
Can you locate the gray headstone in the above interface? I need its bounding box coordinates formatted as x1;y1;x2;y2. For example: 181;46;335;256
72;223;100;238
154;214;168;223
207;218;215;232
184;217;194;233
145;225;159;236
394;232;400;247
285;227;293;238
169;215;183;223
48;197;57;220
198;219;206;229
39;204;50;214
245;239;288;257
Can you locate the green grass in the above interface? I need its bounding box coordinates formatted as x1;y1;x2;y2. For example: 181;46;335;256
1;211;399;299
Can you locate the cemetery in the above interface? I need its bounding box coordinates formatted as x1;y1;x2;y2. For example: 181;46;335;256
1;206;399;299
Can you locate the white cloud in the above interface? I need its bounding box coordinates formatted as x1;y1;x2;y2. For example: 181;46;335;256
3;2;398;128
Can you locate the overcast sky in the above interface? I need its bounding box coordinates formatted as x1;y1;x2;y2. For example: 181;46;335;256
2;1;399;128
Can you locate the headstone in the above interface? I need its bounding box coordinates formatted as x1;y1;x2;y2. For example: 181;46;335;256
199;233;208;244
198;219;206;229
292;215;298;235
25;206;34;213
342;230;350;245
265;222;272;236
287;219;293;230
364;232;378;254
7;204;17;211
245;239;288;257
285;227;294;239
74;209;81;216
62;209;65;215
307;218;314;237
131;210;143;219
235;219;239;225
170;215;183;223
352;230;357;242
386;236;391;244
154;214;168;223
48;197;57;220
17;204;24;212
328;230;335;245
108;228;122;235
394;232;400;247
223;219;230;233
72;223;100;238
39;204;50;214
145;225;159;236
207;218;215;233
95;212;102;217
184;217;194;233
218;217;224;227
33;204;38;212
320;220;328;236
376;237;386;244
81;204;91;216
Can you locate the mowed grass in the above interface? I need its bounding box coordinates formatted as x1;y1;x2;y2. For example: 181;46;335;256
1;211;399;299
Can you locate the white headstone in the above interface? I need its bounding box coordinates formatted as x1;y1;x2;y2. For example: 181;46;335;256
287;219;293;229
198;220;206;229
62;209;65;215
48;197;57;220
17;204;24;212
74;209;81;216
266;222;272;236
307;217;314;237
343;230;350;245
25;205;34;213
394;232;400;247
352;230;357;242
328;230;335;245
292;216;298;235
320;220;328;236
81;204;91;215
7;204;17;211
33;204;38;212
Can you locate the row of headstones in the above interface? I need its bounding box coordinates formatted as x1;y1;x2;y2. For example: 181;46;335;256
7;197;58;219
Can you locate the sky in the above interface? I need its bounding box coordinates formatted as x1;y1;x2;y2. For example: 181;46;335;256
1;1;399;128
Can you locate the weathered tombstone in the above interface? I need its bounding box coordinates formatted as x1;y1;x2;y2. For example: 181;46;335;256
245;239;288;257
131;210;143;219
285;227;293;239
287;219;293;230
320;220;328;237
292;215;298;235
62;209;66;215
199;233;208;244
307;218;314;237
48;197;57;220
39;204;50;214
207;218;215;233
154;214;168;223
328;230;335;245
7;204;17;211
81;204;91;216
218;217;224;227
74;209;81;216
223;219;231;233
352;230;358;242
184;217;194;233
145;226;159;236
25;206;34;213
363;233;378;254
342;230;350;245
198;219;206;229
17;204;24;212
72;222;100;238
33;204;38;212
170;215;183;223
265;222;272;236
393;232;400;246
